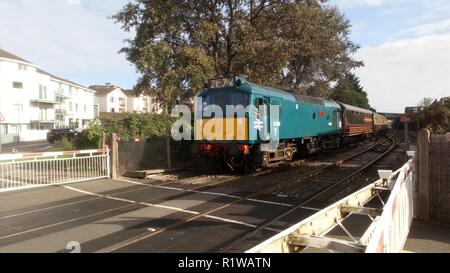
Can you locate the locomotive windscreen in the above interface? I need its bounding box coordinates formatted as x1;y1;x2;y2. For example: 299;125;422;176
200;90;249;117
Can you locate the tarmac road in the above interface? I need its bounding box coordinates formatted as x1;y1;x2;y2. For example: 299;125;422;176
0;140;66;154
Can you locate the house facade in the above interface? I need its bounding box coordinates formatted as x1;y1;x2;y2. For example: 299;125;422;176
91;84;128;113
124;89;162;113
0;49;96;144
91;84;161;114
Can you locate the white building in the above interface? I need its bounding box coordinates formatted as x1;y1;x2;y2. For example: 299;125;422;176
91;84;128;113
91;84;161;114
0;49;96;144
124;89;155;113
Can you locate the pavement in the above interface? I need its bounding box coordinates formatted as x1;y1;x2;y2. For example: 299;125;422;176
0;140;66;154
404;220;450;253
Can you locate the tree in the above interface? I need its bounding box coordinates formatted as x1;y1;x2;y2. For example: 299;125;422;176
418;97;434;108
331;73;371;109
419;97;450;134
113;0;362;110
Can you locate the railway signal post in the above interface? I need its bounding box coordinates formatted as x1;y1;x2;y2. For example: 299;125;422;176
400;115;412;158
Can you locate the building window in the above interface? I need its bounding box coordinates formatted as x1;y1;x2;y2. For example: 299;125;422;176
110;97;115;103
39;108;48;121
13;82;23;89
39;85;47;99
18;64;27;71
75;103;79;112
84;104;87;113
94;105;99;118
111;108;116;113
69;102;73;111
9;125;18;134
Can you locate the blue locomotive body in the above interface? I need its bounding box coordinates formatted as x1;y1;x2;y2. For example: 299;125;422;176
195;76;380;170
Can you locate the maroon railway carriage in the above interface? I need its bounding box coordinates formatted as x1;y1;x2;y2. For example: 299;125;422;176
339;103;374;138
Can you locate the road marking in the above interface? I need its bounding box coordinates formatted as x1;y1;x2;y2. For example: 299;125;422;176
118;178;293;208
0;185;267;241
63;185;264;229
0;203;139;240
301;206;322;211
0;176;290;222
0;186;159;220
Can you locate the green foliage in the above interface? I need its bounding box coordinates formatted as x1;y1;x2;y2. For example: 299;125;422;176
113;0;362;108
73;130;101;150
93;113;174;139
73;113;177;149
418;97;450;134
331;73;371;109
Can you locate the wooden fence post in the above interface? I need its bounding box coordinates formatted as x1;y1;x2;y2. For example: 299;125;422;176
101;132;106;149
166;137;172;170
416;128;431;221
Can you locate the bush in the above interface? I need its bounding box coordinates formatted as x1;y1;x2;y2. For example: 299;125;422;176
72;113;179;150
73;129;101;150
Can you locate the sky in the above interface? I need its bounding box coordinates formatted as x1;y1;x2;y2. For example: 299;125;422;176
0;0;449;113
328;0;450;112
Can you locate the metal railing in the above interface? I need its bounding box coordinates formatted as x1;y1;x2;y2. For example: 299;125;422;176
0;148;110;193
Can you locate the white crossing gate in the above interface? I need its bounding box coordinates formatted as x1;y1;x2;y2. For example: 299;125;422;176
364;161;415;252
247;160;415;253
0;148;110;193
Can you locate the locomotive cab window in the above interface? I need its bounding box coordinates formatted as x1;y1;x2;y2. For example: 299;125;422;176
201;90;249;117
255;98;264;107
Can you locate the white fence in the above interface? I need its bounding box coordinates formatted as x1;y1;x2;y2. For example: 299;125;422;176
247;160;415;253
0;148;110;193
364;161;414;253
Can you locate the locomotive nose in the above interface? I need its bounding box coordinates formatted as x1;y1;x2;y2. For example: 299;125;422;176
190;143;199;155
227;144;240;157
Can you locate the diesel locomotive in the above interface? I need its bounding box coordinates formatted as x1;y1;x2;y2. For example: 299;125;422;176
194;76;389;171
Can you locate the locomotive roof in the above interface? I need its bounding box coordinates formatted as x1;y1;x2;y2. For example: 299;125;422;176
248;82;340;108
199;77;340;108
338;102;373;115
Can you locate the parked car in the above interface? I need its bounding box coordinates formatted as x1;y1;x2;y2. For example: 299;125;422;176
47;128;77;144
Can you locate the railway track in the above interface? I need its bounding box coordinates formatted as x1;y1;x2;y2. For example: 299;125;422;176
97;134;401;253
220;134;400;252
